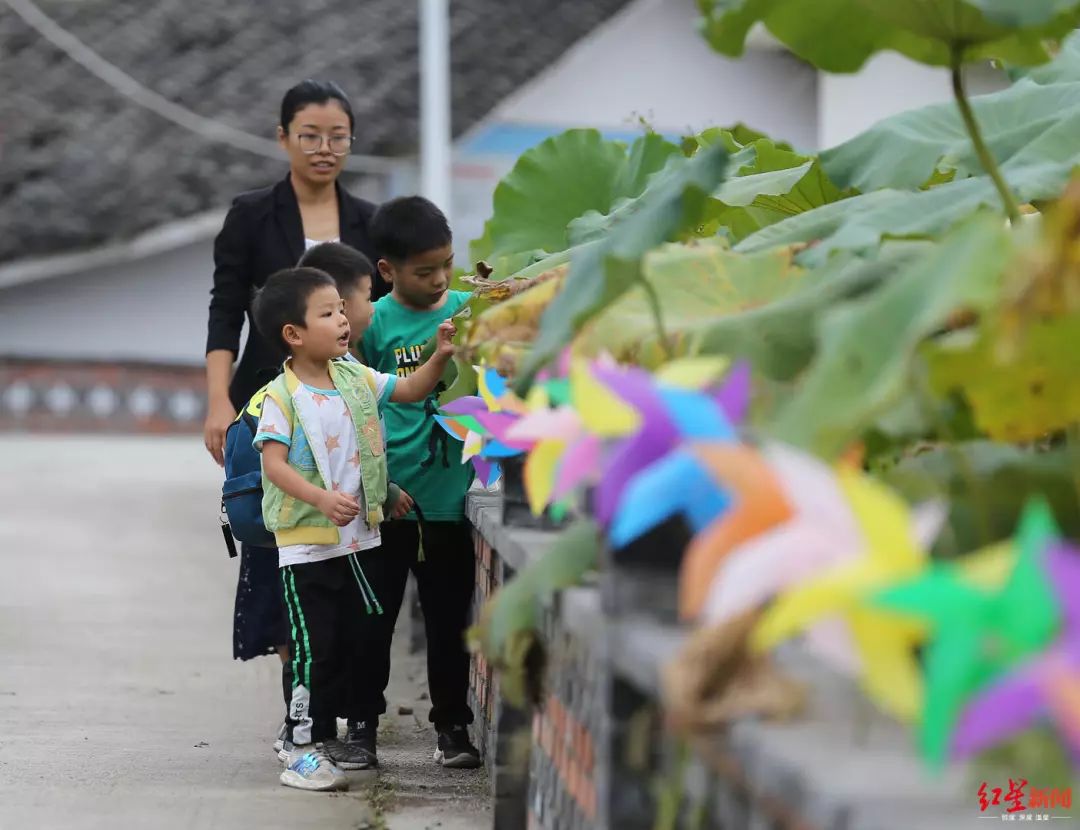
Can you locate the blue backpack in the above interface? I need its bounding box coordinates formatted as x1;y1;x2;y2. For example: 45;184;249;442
221;385;276;551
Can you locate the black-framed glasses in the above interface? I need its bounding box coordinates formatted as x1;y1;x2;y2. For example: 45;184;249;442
296;133;354;156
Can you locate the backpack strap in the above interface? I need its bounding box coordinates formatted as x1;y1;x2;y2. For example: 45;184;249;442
263;376;294;432
242;385;271;420
362;367;378;396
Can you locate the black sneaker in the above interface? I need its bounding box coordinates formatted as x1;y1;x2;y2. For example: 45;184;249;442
327;721;378;770
434;725;481;769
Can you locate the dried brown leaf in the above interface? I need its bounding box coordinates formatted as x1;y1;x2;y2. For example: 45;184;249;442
662;610;806;732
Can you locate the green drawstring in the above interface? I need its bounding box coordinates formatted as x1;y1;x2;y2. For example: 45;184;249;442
348;553;382;615
349;555;373;614
357;558;383;615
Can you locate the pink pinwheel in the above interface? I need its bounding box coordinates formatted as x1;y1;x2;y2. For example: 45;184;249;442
701;444;862;622
551;434;603;501
470;411;533;451
505;406;583;444
502;407;588;514
701;443;944;683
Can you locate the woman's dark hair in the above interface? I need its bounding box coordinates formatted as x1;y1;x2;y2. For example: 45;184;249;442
252;267;336;352
279;80;355;134
298;242;373;297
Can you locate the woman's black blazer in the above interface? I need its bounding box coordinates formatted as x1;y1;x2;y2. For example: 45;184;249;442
206;175;380;409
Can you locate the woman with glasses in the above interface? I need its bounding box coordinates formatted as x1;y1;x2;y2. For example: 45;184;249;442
203;80;378;733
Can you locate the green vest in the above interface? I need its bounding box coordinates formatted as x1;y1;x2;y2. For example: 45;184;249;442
261;359;389;547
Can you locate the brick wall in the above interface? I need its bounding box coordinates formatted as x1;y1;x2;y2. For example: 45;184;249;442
468;492;606;830
465;496;976;830
528;590;603;830
468;522;531;829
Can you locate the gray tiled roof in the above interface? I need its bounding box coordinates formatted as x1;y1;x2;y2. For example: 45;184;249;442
0;0;632;265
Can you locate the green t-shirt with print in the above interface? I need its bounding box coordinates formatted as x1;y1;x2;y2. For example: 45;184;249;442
360;290;474;521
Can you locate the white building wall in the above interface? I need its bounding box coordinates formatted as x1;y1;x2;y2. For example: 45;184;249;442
817;53;1009;148
0;239;216;366
488;0;819;149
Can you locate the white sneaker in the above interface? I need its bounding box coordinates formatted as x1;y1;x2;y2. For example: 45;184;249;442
279;744;348;792
272;722;287;757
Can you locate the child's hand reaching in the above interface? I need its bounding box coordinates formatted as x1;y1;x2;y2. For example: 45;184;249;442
318;491;360;527
390;488;415;519
389;321;458;403
435;321;457;359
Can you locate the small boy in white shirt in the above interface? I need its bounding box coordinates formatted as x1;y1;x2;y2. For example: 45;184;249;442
251;266;454;792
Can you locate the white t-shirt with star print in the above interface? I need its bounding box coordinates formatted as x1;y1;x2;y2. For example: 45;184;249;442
254;378;395;568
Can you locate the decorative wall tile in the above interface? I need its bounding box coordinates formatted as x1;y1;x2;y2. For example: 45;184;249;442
0;358;205;434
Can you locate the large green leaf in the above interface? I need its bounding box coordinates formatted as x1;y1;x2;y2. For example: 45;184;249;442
565;138;688;247
517;143;731;384
567;156;685;246
821;79;1080;192
689;123;792;154
712;139;853;240
734;187;944;263
573;239;806;366
861;382;983;469
697;0;1080;72
695;243;924;378
614;133;685;206
875;441;1080;554
1015;29;1080;83
716;161;814;206
470;130;680;265
737;111;1080;266
577;240;925;378
766;213;1010;457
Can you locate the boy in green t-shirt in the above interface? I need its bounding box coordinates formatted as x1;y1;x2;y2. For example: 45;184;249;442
357;196;480;769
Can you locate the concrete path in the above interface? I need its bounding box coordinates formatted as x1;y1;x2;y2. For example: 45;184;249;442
0;436;490;830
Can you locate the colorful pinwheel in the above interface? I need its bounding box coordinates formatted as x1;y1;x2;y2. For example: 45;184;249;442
949;540;1080;764
750;470;941;723
872;499;1062;764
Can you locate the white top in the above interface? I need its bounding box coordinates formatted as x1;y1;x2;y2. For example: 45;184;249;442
254;377;395;568
304;237;340;251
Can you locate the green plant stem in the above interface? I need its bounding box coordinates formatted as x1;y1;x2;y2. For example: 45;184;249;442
639;275;674;359
950;55;1020;224
652;739;688;830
